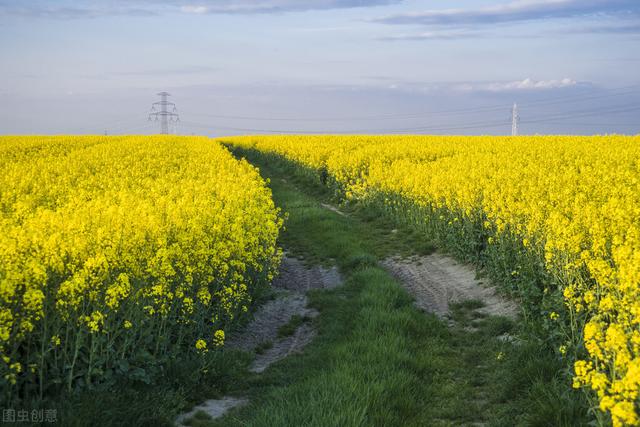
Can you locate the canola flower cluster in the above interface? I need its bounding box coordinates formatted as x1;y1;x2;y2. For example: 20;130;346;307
0;136;282;399
225;134;640;426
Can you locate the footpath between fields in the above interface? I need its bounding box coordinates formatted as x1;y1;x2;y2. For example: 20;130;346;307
175;150;588;427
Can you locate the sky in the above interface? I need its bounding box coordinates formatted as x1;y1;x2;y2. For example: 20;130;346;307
0;0;639;136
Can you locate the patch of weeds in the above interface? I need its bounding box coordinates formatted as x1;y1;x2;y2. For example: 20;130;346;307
455;299;486;311
344;253;377;271
184;410;213;427
475;270;488;281
479;316;515;337
471;310;489;320
277;314;311;338
254;341;273;355
449;299;485;325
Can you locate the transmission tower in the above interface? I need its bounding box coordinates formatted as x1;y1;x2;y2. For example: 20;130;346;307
511;103;520;136
149;92;179;134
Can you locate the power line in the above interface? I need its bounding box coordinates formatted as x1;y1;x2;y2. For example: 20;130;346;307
533;122;639;126
74;116;149;134
180;119;512;135
509;84;640;109
183;104;509;122
179;101;639;135
110;122;156;135
180;84;640;123
521;104;640;125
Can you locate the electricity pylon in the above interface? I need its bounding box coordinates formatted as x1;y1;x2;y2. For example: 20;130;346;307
149;92;179;134
511;103;520;136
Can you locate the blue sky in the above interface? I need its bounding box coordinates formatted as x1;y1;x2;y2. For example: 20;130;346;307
0;0;638;135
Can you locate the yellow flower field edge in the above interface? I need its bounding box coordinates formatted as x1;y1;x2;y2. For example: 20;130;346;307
224;134;640;426
0;136;282;401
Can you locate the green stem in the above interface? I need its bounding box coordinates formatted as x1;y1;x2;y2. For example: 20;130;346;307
67;333;81;393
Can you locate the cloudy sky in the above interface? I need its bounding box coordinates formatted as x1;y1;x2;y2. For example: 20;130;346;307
1;0;639;136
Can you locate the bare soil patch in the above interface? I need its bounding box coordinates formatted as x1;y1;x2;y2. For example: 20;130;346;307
176;255;341;424
226;293;319;372
175;397;248;427
320;203;347;217
272;255;341;291
228;255;340;372
250;322;317;373
381;254;517;319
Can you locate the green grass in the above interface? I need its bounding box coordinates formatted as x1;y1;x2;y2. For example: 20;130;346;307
277;315;310;338
198;148;590;426
252;161;435;267
46;348;252;427
255;340;274;355
184;410;214;427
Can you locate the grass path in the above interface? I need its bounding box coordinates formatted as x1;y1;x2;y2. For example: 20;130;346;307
195;151;587;427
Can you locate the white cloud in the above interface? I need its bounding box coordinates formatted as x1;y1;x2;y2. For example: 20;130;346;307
373;0;640;26
181;5;208;14
453;78;578;92
0;0;403;18
178;0;400;15
379;29;482;41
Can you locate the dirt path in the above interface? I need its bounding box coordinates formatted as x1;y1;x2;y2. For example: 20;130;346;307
175;397;249;426
320;203;347;217
227;255;340;372
382;254;518;319
175;254;341;426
